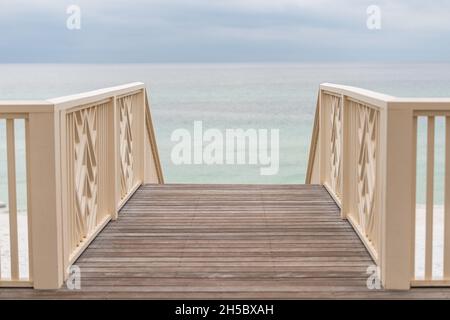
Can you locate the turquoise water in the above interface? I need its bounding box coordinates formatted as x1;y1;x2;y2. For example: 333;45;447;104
1;63;450;207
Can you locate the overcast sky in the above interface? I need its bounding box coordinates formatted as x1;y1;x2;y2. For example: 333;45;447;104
1;0;449;63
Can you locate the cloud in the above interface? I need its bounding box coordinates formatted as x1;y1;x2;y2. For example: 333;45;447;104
0;0;449;62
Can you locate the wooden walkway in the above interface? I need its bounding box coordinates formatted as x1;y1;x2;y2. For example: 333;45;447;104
2;184;450;299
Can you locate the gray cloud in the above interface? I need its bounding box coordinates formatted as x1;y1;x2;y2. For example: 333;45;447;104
0;0;449;62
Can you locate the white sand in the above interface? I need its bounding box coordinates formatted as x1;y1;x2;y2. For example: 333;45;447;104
0;210;29;280
415;204;445;280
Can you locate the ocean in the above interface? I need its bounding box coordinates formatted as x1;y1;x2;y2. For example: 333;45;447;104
1;63;450;279
1;63;450;205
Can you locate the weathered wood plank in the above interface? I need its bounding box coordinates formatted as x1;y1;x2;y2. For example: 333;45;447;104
2;184;450;299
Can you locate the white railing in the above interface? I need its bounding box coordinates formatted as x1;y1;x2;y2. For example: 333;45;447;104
307;83;450;289
0;83;163;289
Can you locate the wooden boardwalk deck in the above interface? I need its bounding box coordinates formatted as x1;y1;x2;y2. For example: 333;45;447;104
2;184;450;299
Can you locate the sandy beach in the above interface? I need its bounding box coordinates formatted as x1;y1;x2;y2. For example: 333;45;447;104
0;210;29;280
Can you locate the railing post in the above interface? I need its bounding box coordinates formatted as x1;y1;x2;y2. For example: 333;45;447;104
379;104;414;290
341;95;350;219
138;90;146;183
27;111;64;289
318;89;327;185
143;91;154;184
110;97;120;220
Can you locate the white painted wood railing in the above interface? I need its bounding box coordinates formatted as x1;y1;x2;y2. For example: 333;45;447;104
0;83;163;289
307;83;450;289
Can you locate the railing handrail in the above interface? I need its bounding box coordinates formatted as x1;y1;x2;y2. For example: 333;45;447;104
49;82;145;109
0;83;145;114
0;101;54;114
320;83;394;108
308;82;450;290
305;94;319;184
321;83;450;108
145;93;164;184
0;83;163;289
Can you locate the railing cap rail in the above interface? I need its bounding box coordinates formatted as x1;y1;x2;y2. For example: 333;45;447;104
49;82;145;110
392;97;450;104
321;83;450;111
0;101;54;114
0;82;146;114
320;83;394;108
